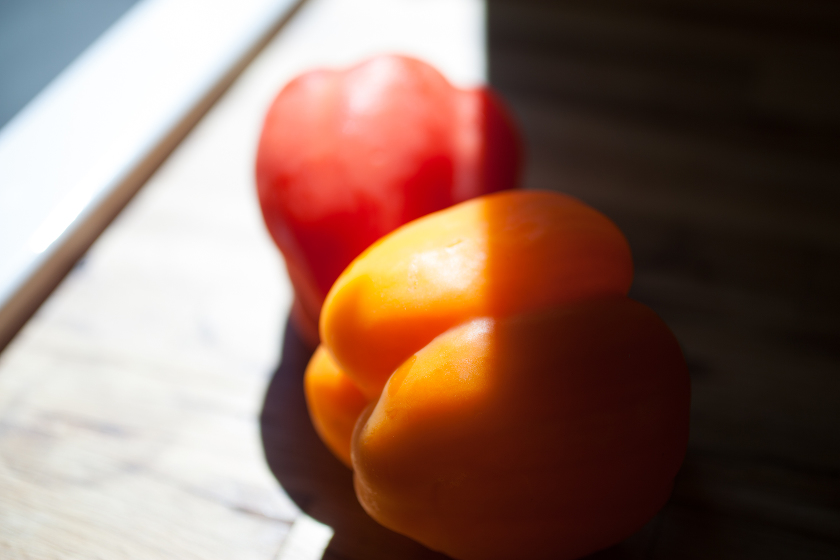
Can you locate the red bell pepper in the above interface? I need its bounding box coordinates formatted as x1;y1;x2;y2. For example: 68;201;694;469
256;55;521;344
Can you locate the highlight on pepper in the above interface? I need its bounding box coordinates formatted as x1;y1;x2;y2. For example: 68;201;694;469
304;190;691;560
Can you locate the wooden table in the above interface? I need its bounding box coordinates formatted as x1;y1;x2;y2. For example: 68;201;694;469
0;0;482;558
2;0;838;559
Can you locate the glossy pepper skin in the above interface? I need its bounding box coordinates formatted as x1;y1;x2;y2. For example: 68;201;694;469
304;190;691;560
256;55;521;345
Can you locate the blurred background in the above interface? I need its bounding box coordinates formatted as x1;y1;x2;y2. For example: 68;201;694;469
486;1;840;556
0;0;838;558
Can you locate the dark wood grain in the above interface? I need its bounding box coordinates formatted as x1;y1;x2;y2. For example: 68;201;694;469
487;1;840;557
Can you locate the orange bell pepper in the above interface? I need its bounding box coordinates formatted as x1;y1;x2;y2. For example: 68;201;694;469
304;190;690;560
